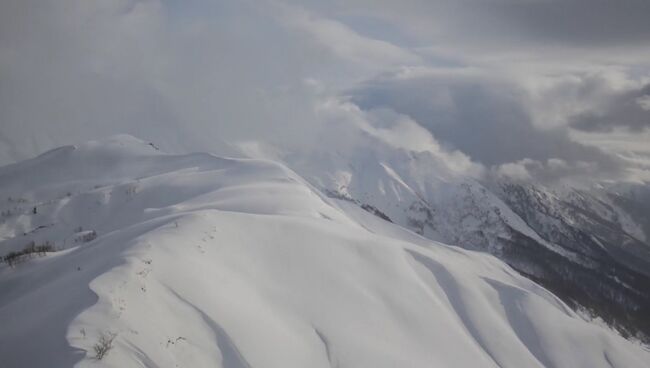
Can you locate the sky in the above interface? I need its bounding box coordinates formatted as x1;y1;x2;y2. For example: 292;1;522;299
1;0;649;184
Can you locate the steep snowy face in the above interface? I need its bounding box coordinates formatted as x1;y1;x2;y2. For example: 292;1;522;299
282;134;650;342
492;183;650;336
606;182;650;245
1;135;649;368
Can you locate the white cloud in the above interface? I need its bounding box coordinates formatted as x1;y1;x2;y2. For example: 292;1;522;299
274;4;421;71
1;0;649;185
311;97;482;177
494;158;607;185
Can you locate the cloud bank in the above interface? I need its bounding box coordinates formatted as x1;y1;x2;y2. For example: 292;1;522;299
1;0;649;184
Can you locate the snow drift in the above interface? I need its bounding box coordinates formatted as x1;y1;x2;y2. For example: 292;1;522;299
0;135;648;367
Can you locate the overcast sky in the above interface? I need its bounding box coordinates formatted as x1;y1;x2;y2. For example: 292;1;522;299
1;0;649;183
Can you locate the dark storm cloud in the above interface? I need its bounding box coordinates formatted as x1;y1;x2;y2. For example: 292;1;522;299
462;0;650;46
570;84;650;132
316;0;650;49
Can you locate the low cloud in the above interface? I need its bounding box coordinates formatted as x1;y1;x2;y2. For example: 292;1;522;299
494;158;607;185
569;84;650;132
348;68;623;181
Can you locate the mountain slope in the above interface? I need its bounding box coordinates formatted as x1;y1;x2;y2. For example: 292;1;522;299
1;135;649;367
281;132;650;342
492;182;650;338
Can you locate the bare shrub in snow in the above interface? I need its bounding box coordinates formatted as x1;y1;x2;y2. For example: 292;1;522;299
2;241;54;267
125;183;138;198
93;332;116;360
75;230;97;243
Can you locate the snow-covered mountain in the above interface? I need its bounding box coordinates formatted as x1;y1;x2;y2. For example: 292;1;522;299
281;131;650;342
1;135;649;367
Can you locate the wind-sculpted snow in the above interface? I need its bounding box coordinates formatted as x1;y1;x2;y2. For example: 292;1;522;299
0;136;648;367
284;135;650;341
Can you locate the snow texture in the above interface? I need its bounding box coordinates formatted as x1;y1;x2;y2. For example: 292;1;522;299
1;135;648;367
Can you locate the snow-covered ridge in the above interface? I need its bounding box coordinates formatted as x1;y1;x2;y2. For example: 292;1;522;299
0;135;648;367
282;133;650;341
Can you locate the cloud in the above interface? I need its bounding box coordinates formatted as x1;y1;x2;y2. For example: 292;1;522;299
0;0;333;162
0;0;420;165
494;158;604;184
349;68;621;168
274;4;421;71
298;0;650;50
302;96;484;178
0;0;649;183
569;84;650;132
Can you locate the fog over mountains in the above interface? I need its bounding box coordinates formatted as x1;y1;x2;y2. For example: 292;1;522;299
1;0;650;366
